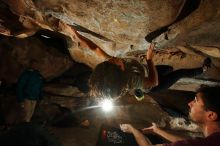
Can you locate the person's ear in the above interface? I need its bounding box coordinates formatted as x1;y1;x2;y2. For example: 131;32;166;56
207;111;218;121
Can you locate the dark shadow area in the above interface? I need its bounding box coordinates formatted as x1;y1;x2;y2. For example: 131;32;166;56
72;23;112;42
145;27;168;43
50;103;79;128
49;62;92;93
34;30;69;55
145;0;201;42
97;124;138;146
0;1;24;34
146;134;168;145
174;0;201;23
96;124;168;146
149;90;195;118
0;122;62;146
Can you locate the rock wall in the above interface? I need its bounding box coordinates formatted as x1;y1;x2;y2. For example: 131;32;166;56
0;36;73;83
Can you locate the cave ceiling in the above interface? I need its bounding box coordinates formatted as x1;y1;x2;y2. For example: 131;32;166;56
1;1;220;145
0;0;220;84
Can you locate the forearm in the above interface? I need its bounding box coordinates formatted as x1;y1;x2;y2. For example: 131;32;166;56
155;128;186;142
144;59;159;87
132;128;152;146
72;27;110;59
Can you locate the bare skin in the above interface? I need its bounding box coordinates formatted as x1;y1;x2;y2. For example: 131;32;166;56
120;92;220;146
142;123;186;142
71;28;111;59
107;43;159;88
72;28;159;89
120;124;162;146
188;93;220;137
144;43;159;88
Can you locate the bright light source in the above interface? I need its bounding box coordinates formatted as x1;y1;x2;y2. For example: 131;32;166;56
100;99;113;112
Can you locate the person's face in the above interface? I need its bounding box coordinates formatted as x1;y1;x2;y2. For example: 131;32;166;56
188;92;207;123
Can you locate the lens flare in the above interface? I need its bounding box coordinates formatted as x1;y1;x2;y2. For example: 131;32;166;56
100;99;113;112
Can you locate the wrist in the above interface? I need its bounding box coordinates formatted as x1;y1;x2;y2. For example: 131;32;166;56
154;127;161;134
130;126;136;133
146;59;153;62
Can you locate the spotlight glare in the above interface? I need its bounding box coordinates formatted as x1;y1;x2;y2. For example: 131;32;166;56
100;99;113;112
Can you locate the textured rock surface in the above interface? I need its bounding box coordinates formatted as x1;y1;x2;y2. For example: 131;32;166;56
154;0;220;49
1;1;220;145
34;0;185;55
1;0;220;69
0;36;73;83
174;18;220;58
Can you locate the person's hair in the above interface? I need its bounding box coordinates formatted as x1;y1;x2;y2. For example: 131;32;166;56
197;85;220;121
89;61;126;99
124;59;145;90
